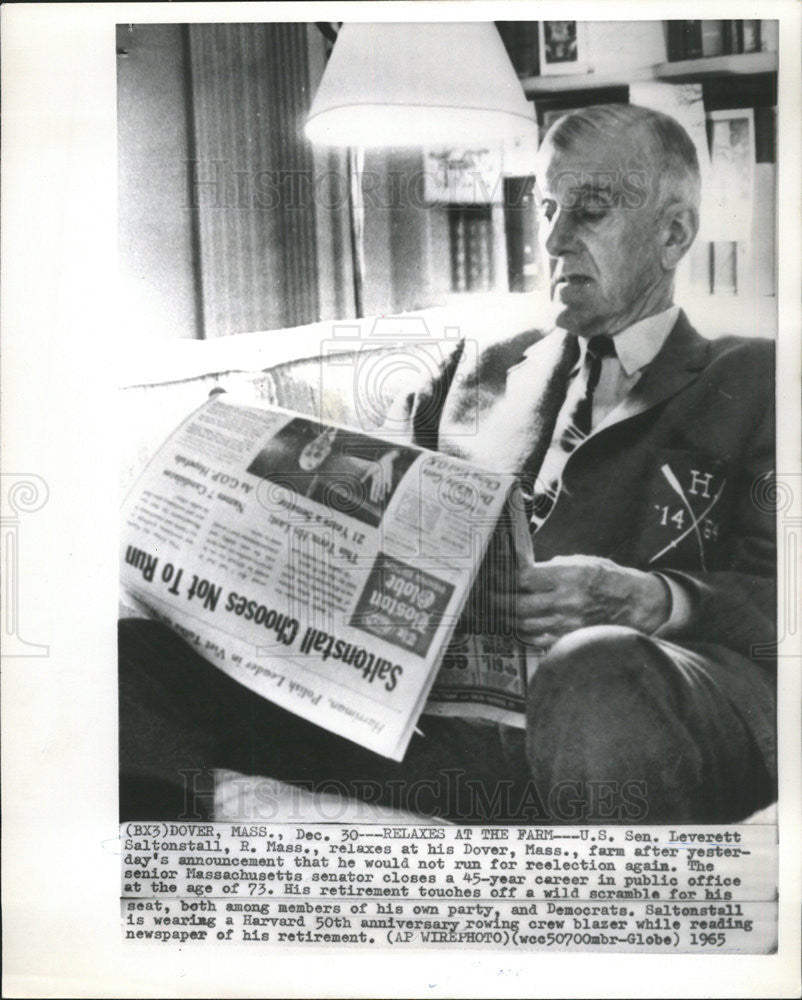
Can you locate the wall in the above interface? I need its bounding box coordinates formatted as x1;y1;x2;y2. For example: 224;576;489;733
117;23;443;340
362;149;450;317
117;24;199;341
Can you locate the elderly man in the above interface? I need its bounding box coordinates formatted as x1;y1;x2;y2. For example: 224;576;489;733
388;103;776;822
119;104;775;824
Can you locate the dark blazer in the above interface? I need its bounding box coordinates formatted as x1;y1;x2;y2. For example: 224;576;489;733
387;310;776;666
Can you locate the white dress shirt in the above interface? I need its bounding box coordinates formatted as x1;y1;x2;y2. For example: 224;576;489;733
580;304;680;430
534;305;691;635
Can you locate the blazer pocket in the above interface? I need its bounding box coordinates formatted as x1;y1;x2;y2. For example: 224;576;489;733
635;448;734;572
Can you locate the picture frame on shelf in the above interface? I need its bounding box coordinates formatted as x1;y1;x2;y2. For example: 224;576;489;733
422;146;504;204
538;21;589;76
706;107;755;244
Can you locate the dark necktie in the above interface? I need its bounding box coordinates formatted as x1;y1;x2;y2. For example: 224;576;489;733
565;334;616;442
530;334;616;527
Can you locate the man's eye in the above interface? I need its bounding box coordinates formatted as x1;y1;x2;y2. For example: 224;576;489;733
576;206;608;222
538;200;556;222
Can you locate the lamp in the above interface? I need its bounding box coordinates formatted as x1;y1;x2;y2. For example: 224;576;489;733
305;23;537;315
306;22;537;148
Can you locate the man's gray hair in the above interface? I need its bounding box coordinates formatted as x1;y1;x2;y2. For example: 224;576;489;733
542;103;701;213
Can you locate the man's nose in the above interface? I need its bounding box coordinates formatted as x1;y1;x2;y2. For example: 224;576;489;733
544;206;577;258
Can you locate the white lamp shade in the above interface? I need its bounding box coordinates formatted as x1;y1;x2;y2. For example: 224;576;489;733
305;22;537;148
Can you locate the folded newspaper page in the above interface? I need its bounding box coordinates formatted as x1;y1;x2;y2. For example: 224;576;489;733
423;503;540;728
120;396;536;760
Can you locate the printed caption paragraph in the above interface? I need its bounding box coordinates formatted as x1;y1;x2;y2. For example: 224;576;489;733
120;823;777;952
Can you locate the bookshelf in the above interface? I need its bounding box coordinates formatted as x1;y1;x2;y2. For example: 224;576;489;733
522;51;777;95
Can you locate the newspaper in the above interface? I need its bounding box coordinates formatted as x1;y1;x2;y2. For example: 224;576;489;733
120;395;538;760
424;501;539;725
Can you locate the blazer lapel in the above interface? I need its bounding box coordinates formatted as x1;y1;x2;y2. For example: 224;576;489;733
437;328;578;475
437;312;708;476
594;310;711;433
510;329;579;482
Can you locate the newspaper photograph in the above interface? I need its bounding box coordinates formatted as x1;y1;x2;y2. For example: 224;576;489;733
2;3;800;999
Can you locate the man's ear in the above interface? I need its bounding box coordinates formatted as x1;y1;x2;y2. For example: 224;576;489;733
660;201;699;270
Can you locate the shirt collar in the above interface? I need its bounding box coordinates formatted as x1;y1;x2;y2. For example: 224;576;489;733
566;305;680;377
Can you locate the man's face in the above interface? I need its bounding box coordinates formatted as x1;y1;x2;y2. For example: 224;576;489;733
537;131;668;336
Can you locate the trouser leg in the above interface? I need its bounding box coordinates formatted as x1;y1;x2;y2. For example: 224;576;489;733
118;619;524;822
120;619;775;824
524;625;777;823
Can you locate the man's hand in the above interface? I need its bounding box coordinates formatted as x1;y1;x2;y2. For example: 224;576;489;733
501;555;671;649
363;450;399;504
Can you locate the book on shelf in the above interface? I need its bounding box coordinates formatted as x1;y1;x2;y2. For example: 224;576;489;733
722;20;743;56
667;19;771;60
701;20;724;57
742;20;761;54
667;20;701;61
760;20;778;53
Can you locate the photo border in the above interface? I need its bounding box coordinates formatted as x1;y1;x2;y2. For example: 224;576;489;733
2;2;800;998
